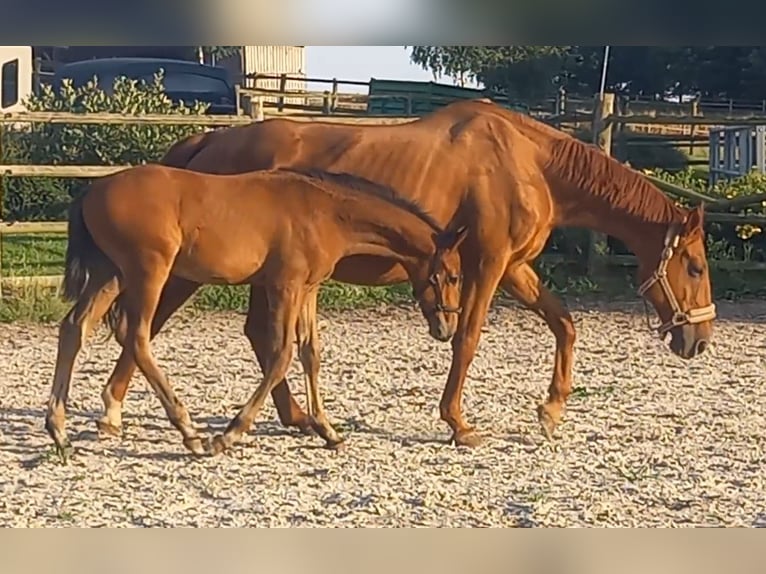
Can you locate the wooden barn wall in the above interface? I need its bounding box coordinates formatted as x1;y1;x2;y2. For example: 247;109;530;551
244;46;306;106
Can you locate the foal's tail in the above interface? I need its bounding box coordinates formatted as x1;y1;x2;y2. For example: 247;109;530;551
62;194;124;335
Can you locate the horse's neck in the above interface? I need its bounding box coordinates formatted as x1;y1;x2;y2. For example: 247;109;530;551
552;183;680;264
336;200;434;263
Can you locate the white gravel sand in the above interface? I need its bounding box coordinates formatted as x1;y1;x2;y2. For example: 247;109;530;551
1;299;764;527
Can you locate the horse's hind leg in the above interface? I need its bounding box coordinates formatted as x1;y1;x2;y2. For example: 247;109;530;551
45;277;121;461
297;287;344;448
208;283;305;455
244;285;314;435
97;276;201;437
120;261;206;455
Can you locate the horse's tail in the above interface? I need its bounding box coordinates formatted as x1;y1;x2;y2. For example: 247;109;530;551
159;130;212;168
62;194;124;336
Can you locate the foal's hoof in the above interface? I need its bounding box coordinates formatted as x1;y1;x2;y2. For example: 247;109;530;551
45;419;73;464
52;440;74;465
95;418;122;439
182;435;211;457
536;404;561;442
296;422;318;437
450;428;484;448
323;436;347;451
204;435;229;457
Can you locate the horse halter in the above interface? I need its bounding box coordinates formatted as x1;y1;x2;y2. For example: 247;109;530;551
427;272;463;314
413;266;463;316
636;223;717;336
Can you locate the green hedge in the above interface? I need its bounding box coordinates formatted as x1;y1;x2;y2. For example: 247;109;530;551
1;73;209;222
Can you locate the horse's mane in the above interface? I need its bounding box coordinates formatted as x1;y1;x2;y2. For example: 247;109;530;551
546;136;683;224
276;167;444;232
438;101;684;225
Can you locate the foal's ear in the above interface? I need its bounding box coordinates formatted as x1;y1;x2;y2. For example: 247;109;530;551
682;203;705;237
437;225;468;249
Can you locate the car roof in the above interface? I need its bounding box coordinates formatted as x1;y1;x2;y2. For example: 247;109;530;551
56;58;232;83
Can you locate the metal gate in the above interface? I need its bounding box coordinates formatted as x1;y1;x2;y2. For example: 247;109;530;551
708;125;766;186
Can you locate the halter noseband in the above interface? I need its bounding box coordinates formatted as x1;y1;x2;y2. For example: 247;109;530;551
413;264;463;316
636;223;717;336
426;272;463;314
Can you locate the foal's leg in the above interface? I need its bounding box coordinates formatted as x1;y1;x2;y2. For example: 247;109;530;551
45;277;121;460
297;287;344;448
121;263;206;455
244;285;314;434
207;283;305;455
501;262;576;440
97;276;201;437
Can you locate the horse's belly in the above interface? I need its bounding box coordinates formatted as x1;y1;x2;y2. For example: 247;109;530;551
331;255;408;286
172;244;262;285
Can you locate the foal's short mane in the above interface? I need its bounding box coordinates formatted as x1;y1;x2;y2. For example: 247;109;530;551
546;137;683;224
278;167;444;232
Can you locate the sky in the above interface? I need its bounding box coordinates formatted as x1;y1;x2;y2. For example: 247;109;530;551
304;46;476;93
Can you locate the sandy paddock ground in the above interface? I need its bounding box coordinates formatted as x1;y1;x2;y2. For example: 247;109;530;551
0;299;764;527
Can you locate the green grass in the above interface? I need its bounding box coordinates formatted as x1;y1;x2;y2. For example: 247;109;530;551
2;233;67;277
3;229;766;324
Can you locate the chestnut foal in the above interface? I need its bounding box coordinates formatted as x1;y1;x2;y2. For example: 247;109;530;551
44;165;467;461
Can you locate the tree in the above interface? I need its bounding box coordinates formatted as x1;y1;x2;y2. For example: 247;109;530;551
198;46;241;65
407;46;766;102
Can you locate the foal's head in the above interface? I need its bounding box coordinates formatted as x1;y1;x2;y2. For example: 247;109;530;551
410;225;469;342
637;205;716;359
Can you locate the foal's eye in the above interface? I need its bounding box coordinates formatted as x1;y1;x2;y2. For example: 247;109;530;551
447;274;460;285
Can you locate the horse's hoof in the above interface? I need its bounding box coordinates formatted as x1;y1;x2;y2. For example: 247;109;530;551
45;418;73;464
536;404;560;442
54;441;74;465
297;423;317;437
323;436;347;451
451;428;484;448
204;435;229;457
182;435;211;457
95;418;122;439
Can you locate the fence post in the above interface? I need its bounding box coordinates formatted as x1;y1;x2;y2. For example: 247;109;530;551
587;92;615;276
322;91;331;115
689;98;700;155
331;78;339;113
252;96;264;122
555;86;566;115
277;73;287;112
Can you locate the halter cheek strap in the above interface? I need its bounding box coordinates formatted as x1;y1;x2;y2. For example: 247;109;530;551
636;223;717;335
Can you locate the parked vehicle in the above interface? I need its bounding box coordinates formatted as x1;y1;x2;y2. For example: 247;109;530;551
0;46;33;113
53;57;238;115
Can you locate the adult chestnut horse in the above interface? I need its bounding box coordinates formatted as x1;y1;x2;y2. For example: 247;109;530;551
44;165;467;460
93;99;716;448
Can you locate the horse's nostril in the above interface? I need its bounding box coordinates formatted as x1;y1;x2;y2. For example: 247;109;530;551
695;339;709;355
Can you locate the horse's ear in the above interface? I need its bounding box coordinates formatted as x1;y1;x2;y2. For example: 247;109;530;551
449;225;469;250
436;225;469;251
683;203;705;236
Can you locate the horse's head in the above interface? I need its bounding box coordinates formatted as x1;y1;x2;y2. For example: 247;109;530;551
410;225;468;342
637;204;716;359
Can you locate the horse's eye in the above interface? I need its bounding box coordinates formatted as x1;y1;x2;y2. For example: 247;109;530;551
447;274;459;285
688;262;704;278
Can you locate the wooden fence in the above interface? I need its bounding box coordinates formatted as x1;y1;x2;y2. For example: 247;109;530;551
2;90;766;295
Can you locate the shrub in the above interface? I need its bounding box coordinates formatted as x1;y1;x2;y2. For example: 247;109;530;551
1;72;210;221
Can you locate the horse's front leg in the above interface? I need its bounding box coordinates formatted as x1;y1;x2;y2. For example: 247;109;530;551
501;262;576;440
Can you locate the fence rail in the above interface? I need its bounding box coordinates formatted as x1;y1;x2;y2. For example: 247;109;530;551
3;92;766;293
